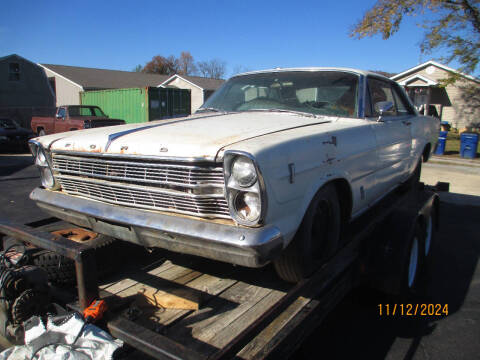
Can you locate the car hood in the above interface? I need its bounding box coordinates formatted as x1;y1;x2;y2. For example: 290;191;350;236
39;112;333;161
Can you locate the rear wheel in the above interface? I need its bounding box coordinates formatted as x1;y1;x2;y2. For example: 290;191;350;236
38;129;46;137
273;183;341;283
399;222;425;298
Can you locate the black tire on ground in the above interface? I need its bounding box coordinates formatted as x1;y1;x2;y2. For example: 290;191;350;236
38;129;46;137
273;183;341;283
2;226;116;286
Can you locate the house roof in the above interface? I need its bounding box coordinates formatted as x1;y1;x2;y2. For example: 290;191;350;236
398;74;438;87
39;64;170;90
161;74;225;91
390;60;480;84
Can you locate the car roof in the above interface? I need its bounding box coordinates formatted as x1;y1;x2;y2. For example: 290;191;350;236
232;67;391;81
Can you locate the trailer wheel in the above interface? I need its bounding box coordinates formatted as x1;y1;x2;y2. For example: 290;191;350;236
274;184;341;283
424;209;436;258
399;222;425;297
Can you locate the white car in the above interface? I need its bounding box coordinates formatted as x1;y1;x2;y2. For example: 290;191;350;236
28;68;439;282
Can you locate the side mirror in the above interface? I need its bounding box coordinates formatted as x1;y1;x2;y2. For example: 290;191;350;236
375;101;394;122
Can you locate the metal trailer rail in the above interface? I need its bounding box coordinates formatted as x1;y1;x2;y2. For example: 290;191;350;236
0;185;439;359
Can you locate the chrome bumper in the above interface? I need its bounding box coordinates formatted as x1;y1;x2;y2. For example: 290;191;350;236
30;188;284;268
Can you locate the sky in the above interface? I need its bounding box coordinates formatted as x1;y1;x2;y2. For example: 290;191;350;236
0;0;460;77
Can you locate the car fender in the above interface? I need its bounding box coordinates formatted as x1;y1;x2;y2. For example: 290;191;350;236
268;168;353;247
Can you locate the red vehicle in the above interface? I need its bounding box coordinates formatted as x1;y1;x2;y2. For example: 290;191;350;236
31;105;125;136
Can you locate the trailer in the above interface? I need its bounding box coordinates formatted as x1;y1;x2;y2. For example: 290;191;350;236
0;184;439;359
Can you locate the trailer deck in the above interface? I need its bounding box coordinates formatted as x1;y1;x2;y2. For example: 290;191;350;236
0;185;439;359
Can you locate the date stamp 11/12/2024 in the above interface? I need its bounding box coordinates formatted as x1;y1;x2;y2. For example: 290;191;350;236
379;304;449;316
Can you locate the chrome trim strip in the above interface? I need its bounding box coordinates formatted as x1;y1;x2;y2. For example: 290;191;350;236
57;177;230;219
52;154;224;189
52;154;220;170
56;175;225;199
51;150;218;163
104;124;160;151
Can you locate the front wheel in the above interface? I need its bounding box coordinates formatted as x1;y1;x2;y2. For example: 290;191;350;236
273;183;341;283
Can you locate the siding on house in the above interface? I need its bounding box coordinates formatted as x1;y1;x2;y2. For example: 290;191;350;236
0;54;55;127
393;63;480;129
165;77;204;113
42;67;83;106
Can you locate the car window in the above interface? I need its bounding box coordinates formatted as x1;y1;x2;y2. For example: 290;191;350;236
392;85;415;116
199;71;359;118
57;108;66;119
367;78;396;117
92;107;106;117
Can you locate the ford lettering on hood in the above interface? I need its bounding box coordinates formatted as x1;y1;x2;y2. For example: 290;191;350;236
45;111;332;160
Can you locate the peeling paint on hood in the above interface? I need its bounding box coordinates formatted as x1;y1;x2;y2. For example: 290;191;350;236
41;112;332;160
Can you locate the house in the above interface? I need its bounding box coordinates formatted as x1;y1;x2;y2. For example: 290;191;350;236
39;64;170;107
160;74;225;113
0;54;55;128
391;60;480;130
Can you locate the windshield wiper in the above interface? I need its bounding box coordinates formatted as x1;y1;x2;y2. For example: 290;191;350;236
243;108;318;118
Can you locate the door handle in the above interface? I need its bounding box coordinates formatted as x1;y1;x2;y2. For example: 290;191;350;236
402;121;411;126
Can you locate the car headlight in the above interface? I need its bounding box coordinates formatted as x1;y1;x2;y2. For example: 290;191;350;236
224;151;266;226
28;140;59;190
35;147;48;167
231;156;257;187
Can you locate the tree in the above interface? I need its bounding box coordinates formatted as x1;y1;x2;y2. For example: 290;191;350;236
351;0;480;80
142;55;179;75
232;65;252;76
197;59;227;79
132;64;142;72
178;51;198;75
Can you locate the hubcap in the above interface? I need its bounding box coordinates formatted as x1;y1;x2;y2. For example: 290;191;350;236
425;217;433;256
408;237;419;288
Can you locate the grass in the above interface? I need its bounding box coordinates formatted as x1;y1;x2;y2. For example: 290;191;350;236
439;131;480;159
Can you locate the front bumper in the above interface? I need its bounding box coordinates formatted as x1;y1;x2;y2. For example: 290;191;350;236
30;188;284;268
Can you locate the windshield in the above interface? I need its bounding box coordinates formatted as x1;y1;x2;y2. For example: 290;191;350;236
68;106;106;117
0;118;19;129
199;71;359;118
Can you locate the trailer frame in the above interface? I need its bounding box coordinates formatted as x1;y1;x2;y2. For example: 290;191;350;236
0;184;440;359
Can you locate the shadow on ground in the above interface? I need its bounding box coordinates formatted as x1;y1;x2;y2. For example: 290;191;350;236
0;154;33;177
293;195;480;360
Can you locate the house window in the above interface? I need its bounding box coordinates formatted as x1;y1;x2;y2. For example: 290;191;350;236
9;63;20;81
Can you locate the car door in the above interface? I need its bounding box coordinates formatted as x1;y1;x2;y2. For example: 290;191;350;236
367;77;413;202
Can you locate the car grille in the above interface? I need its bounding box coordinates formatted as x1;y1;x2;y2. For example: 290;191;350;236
51;153;230;219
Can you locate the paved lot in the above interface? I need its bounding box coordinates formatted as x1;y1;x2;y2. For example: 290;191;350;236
0;153;479;359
